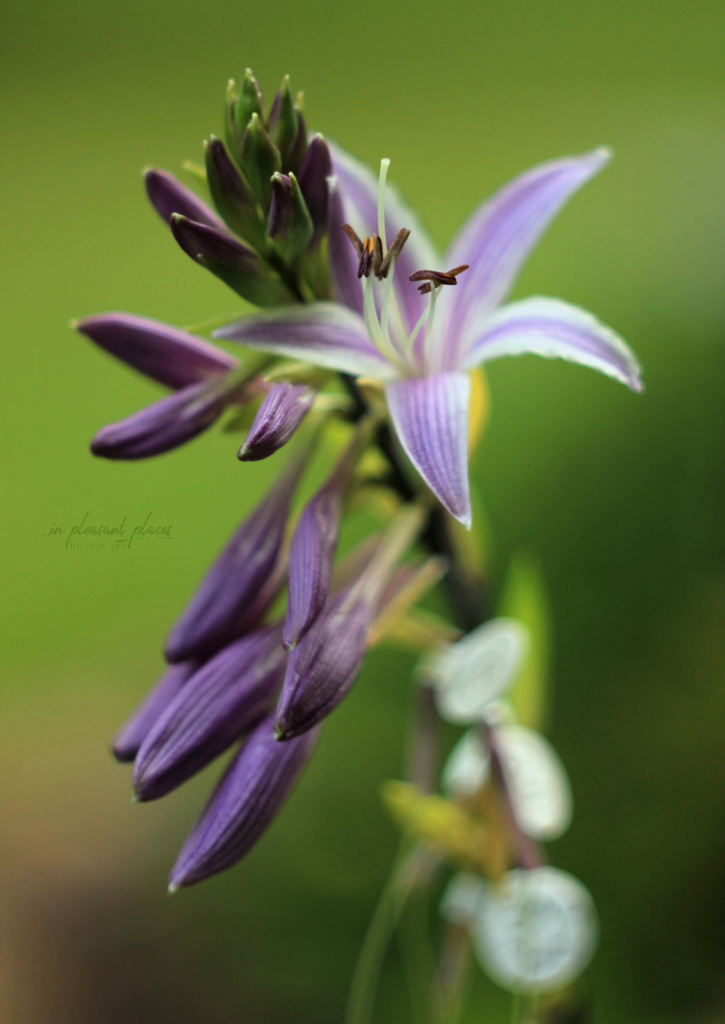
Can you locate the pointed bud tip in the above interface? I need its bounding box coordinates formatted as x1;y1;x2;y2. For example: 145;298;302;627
168;882;180;895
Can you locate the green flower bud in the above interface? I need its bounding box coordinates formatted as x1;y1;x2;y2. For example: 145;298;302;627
204;137;267;251
268;76;298;170
239;114;282;215
268;172;314;263
235;69;265;138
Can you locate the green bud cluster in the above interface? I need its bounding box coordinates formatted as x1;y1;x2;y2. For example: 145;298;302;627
200;71;330;304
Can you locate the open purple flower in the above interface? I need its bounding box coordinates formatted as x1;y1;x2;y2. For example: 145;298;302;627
216;146;642;527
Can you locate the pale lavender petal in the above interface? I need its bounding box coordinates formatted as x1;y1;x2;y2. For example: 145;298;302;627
461;297;642;392
165;454;307;663
90;376;233;460
76;313;238;390
214;303;396;380
329;142;439;336
169;714;319;888
239;382;316;461
327;176;363;315
298;135;333;242
144;168;226;231
112;662;197;763
134;628;286;801
385;373;472;527
441;149;611;366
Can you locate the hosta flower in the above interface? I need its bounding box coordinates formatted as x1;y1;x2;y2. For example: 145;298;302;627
217;147;642;526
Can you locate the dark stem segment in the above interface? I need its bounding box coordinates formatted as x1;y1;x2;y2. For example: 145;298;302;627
422;508;487;631
407;686;439;794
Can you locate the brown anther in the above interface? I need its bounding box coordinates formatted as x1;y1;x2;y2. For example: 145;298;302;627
409;264;470;294
342;223;363;256
372;235;384;277
358;235;376;279
376;228;411;279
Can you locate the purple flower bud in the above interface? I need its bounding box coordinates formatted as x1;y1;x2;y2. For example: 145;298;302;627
275;506;424;739
75;313;238;390
170;214;259;270
144;168;226;230
283;422;371;650
275;585;373;740
169;713;319;888
298;135;332;242
112;661;197;763
267;174;293;239
170;215;296;307
165;453;308;663
134;628;286;801
90;374;236;460
239;382;315;462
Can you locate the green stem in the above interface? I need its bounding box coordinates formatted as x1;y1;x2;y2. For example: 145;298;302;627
343;848;409;1024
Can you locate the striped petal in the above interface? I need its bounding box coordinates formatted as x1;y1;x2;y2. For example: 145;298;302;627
385;373;472;527
441;149;611;367
461;297;642;392
215;303;396;380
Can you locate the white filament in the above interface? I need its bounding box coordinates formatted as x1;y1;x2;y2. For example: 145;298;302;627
377;158;390;252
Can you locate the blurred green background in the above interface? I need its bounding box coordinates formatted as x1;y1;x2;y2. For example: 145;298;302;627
3;0;725;1020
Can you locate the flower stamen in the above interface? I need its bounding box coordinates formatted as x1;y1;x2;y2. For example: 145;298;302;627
410;264;470;294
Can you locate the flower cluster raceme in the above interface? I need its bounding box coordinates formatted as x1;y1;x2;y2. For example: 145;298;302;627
74;70;642;891
384;618;598;997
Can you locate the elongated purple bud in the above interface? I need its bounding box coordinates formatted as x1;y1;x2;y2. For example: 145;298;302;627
144;168;226;230
276;586;371;740
170;214;259;269
170;215;296;307
75;313;238;391
239;382;315;462
283;422;372;650
298;135;332;242
134;628;286;801
165;453;308;663
169;713;319;888
275;506;424;740
267;174;293;239
90;374;235;460
112;661;197;763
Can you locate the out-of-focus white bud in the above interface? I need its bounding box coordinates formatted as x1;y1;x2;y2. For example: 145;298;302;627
440;872;486;927
471;867;598;993
497;725;573;841
426;618;529;724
